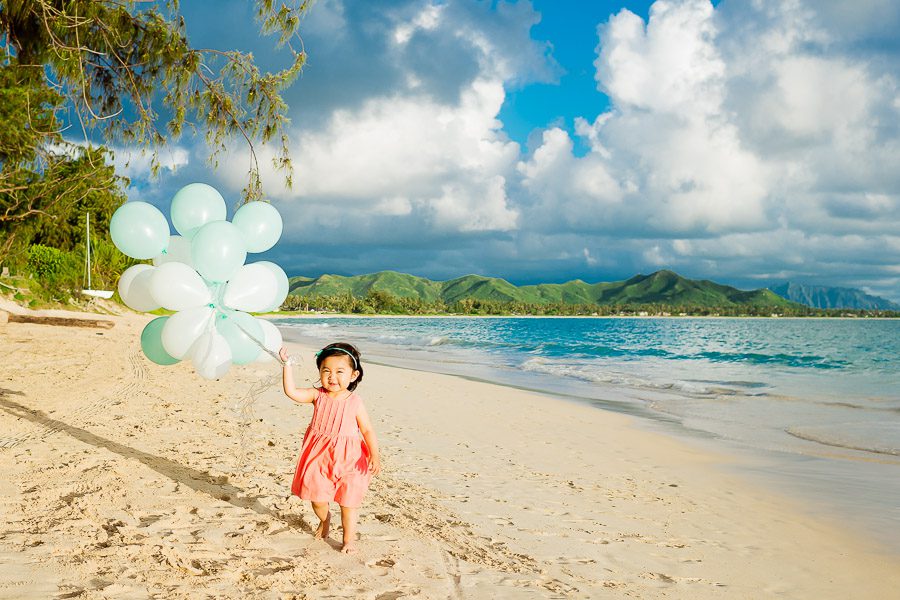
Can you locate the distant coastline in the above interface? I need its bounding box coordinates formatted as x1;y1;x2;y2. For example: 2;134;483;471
284;269;900;318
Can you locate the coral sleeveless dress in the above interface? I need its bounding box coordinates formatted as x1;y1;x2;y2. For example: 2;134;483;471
291;388;371;508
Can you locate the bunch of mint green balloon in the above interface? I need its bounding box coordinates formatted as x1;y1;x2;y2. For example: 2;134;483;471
110;183;288;379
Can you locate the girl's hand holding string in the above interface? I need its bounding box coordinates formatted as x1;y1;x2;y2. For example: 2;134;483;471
280;346;316;404
369;455;381;476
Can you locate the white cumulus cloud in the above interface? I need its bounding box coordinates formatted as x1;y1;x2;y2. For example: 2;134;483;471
516;0;900;295
218;1;543;237
109;145;190;179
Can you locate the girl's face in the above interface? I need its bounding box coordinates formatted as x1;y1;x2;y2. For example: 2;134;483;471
318;355;359;393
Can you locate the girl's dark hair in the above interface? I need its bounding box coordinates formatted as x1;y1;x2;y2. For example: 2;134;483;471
315;342;363;391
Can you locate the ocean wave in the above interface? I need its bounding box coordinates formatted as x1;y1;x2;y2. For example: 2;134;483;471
518;357;777;398
519;357;682;392
521;341;846;370
684;378;770;390
786;423;900;457
824;401;900;413
274;320;332;330
694;350;849;369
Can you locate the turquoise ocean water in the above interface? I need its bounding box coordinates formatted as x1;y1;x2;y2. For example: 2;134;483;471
274;316;900;550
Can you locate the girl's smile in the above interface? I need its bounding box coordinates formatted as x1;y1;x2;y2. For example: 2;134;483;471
318;355;359;395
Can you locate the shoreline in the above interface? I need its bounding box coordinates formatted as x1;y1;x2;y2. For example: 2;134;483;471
2;305;899;597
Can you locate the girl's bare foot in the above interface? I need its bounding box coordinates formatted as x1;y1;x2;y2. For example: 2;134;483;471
340;541;357;554
314;513;330;539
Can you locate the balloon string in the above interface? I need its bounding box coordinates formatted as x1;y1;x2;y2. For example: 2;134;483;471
197;310;217;357
228;317;295;471
232;369;282;472
231;318;285;365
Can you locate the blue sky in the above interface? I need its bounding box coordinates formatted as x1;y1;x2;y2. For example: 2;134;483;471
499;0;654;154
112;0;900;302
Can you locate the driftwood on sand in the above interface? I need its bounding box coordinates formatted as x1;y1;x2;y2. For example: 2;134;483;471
0;311;115;329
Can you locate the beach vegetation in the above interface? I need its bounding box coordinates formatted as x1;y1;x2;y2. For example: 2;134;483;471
0;59;129;270
26;245;65;279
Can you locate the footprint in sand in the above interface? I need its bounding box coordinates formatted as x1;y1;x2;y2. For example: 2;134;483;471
365;557;397;577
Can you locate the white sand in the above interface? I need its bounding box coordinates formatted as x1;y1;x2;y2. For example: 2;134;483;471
1;303;898;599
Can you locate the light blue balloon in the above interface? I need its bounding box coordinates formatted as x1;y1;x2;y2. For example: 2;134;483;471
170;183;227;240
190;221;247;283
215;310;262;364
232;201;283;253
140;317;180;365
110;202;170;259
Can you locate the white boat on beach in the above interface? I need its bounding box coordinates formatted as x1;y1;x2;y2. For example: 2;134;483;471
82;212;114;299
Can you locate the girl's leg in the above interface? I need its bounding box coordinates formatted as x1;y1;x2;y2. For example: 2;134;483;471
311;501;330;539
339;505;358;553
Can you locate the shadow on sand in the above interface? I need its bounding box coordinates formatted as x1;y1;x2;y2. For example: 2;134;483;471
0;395;311;534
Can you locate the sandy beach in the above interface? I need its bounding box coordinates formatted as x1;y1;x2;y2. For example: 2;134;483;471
1;303;899;599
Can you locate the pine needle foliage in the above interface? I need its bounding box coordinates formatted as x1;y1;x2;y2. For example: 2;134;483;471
0;0;310;201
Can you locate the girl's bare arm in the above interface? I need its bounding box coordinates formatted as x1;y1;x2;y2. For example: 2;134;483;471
280;347;317;404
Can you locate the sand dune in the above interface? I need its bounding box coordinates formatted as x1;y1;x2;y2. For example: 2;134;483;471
1;305;898;598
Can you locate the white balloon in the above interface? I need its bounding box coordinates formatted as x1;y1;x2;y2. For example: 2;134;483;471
150;262;212;311
153;235;194;268
255;261;290;312
161;306;213;359
254;319;283;363
232;201;283;253
190;331;233;380
222;263;278;313
117;264;160;312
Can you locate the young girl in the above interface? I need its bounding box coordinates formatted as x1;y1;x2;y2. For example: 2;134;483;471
279;342;381;554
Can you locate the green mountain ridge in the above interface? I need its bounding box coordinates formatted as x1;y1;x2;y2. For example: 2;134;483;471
288;269;798;309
